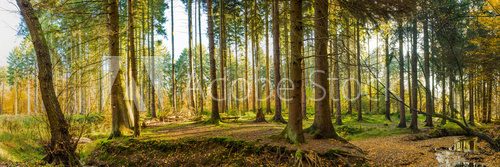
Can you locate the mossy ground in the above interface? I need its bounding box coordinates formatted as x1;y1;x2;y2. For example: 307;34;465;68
0;110;497;166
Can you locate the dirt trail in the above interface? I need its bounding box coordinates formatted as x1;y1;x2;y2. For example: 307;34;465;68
143;121;499;166
352;135;500;166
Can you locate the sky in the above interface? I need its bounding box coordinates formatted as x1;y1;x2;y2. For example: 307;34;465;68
0;0;22;67
0;0;207;67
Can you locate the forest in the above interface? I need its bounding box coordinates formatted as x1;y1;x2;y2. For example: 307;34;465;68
0;0;498;166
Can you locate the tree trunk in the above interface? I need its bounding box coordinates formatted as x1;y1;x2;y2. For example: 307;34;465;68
265;5;271;115
207;0;220;123
356;20;362;121
198;0;205;113
16;0;79;164
346;18;352;115
128;0;140;137
282;0;305;144
272;0;285;123
423;15;433;127
308;0;339;139
409;19;418;132
253;0;266;122
397;22;406;128
441;67;447;125
486;79;492;123
171;0;176;114
188;0;196;114
244;2;249;114
150;0;156;118
468;74;474;125
220;0;226;114
384;34;391;121
333;21;342;125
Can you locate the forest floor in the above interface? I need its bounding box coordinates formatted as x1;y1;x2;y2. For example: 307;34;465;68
1;114;499;166
86;113;500;166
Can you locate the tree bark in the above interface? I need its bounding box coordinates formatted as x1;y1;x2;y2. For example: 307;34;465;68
150;0;156;118
244;2;249;114
188;0;196;113
409;19;419;132
198;0;204;113
333;21;342;125
207;0;220;123
16;0;79;164
356;20;362;121
265;4;271;115
308;0;339;139
171;0;177;114
397;22;406;128
423;14;433;127
384;34;391;121
272;0;285;123
254;0;266;122
220;0;226;114
128;0;140;137
468;74;474;125
282;0;305;144
345;18;352;115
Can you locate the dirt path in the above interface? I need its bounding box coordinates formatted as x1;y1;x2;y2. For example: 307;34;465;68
352;135;500;167
351;135;458;166
143;121;499;166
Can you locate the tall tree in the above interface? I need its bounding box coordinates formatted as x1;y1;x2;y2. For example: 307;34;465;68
282;0;305;144
397;22;406;128
16;0;79;164
271;0;285;123
244;1;249;114
198;0;204;113
423;10;433;127
171;0;177;114
384;34;391;121
220;0;226;114
409;19;418;132
356;20;362;121
253;0;266;122
150;0;157;118
207;0;220;123
128;0;140;137
188;0;196;113
308;0;339;139
333;21;342;125
265;2;271;115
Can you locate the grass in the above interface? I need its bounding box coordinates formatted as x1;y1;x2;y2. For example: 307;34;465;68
0;106;491;164
0;115;47;164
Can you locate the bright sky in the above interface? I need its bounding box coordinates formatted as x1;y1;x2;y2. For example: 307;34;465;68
0;0;21;67
0;0;207;67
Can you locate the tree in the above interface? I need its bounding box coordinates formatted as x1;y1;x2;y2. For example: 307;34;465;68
384;33;391;121
265;2;271;115
355;20;362;121
307;0;340;139
188;0;196;114
271;0;286;123
108;0;131;138
171;0;177;114
332;20;342;125
198;0;204;113
409;19;418;132
220;0;226;115
282;0;305;144
253;0;266;123
423;9;433;127
128;0;140;137
207;0;220;123
16;0;79;164
397;22;406;128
